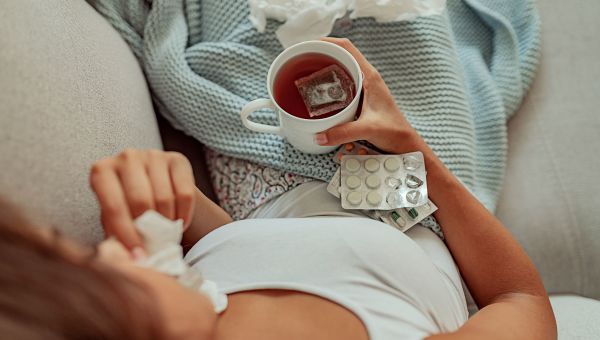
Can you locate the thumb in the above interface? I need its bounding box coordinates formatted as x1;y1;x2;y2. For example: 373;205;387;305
315;120;370;146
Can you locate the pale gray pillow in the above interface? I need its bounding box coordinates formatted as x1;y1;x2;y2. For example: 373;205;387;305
0;0;162;244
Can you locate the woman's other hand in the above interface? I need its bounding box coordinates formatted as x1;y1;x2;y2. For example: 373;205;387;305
316;37;423;154
89;149;196;250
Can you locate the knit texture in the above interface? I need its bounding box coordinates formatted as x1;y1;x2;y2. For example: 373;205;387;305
92;0;540;213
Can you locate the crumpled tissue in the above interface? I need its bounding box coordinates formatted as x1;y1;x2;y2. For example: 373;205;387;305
248;0;447;48
134;210;228;313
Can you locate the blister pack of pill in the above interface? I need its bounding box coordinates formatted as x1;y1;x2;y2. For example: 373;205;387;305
362;202;438;232
332;142;379;163
339;153;428;210
327;143;436;233
326;168;342;198
377;202;438;232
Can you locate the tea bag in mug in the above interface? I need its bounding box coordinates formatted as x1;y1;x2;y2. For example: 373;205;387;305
295;64;354;117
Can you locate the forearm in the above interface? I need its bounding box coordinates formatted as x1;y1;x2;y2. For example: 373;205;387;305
310;37;554;336
393;132;548;305
182;188;232;250
428;293;556;340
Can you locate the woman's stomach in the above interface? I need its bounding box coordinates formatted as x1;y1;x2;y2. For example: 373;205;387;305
185;217;468;339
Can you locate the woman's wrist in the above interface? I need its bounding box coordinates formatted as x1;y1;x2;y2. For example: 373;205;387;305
182;188;232;249
380;125;429;155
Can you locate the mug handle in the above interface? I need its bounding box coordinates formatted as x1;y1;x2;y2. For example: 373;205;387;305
240;99;283;136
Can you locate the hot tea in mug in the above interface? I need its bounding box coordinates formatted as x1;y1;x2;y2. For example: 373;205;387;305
240;40;363;154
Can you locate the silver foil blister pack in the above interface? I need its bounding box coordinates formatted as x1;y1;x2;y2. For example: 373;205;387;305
339;153;428;210
327;143;436;233
362;201;438;233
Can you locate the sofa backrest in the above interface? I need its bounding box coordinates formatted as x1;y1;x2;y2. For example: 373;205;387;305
0;0;162;244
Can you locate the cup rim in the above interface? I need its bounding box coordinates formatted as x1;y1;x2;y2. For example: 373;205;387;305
266;40;364;123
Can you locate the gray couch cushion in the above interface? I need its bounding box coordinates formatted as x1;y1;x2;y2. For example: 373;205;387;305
551;295;600;340
0;0;162;244
496;0;600;299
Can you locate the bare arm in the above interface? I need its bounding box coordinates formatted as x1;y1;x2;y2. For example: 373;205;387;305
400;136;556;340
182;188;232;250
317;37;556;339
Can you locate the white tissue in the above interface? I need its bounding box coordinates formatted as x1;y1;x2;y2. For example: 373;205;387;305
134;211;228;313
248;0;447;48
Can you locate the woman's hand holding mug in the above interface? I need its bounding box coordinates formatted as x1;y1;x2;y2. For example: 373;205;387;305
315;38;424;155
240;37;425;155
240;40;364;154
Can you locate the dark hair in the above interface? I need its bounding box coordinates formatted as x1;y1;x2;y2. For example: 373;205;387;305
0;199;166;339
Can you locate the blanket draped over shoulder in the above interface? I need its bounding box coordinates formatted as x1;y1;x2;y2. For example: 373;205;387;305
93;0;540;216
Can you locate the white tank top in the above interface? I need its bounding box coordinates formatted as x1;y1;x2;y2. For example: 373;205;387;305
184;182;468;339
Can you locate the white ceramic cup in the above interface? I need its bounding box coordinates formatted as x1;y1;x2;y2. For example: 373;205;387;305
240;40;363;154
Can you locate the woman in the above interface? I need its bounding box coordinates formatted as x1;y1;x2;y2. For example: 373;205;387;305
0;39;556;339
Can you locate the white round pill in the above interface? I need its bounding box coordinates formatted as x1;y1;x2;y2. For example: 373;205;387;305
347;191;362;205
384;157;401;172
345;158;361;173
365;175;381;189
366;191;382;205
345;175;361;189
364;158;380;172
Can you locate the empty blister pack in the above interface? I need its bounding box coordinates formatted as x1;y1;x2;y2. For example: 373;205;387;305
340;153;428;210
326;168;342;198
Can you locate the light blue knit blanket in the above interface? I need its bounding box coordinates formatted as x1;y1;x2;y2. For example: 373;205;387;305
93;0;540;213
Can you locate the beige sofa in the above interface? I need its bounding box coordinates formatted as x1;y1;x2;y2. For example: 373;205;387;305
1;0;598;338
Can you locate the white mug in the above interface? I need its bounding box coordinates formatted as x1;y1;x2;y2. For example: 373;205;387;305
240;40;363;154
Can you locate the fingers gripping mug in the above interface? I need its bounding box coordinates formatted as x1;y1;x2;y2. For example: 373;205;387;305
240;41;363;154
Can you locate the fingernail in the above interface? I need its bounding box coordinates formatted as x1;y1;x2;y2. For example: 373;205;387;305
315;133;328;145
131;247;147;261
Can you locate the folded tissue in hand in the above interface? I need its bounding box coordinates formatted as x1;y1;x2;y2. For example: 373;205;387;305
134;210;228;313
